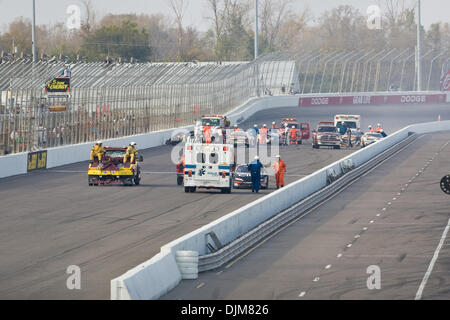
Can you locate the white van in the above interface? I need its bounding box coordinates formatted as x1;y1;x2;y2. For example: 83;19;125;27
184;142;235;193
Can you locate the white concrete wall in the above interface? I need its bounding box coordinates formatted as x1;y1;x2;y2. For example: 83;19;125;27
111;250;181;300
0;153;28;179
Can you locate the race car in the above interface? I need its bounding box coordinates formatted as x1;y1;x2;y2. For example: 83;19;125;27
360;132;384;148
232;164;269;189
88;147;143;186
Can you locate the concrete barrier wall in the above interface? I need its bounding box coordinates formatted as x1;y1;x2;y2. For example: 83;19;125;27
0;153;28;179
112;119;450;300
111;250;182;300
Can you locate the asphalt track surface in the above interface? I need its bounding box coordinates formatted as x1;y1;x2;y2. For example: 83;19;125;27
163;132;450;300
1;103;450;299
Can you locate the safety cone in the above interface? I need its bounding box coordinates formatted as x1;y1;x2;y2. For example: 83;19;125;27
438;115;441;122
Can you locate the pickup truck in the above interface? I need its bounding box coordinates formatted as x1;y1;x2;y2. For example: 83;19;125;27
312;121;341;149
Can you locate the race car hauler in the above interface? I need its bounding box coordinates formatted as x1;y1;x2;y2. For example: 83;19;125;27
183;141;235;193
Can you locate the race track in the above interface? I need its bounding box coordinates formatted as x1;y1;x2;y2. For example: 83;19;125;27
0;102;449;299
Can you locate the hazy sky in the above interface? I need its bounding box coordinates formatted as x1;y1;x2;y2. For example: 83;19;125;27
0;0;449;33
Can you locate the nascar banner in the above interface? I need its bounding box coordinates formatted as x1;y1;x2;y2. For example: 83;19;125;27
299;93;447;107
45;76;70;94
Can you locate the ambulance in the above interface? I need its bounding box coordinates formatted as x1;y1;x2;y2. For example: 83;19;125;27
334;115;361;131
183;141;235;193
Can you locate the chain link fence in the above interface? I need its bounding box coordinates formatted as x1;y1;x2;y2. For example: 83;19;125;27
0;49;448;156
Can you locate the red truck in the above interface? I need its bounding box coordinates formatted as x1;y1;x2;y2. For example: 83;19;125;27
312;121;341;149
279;118;310;144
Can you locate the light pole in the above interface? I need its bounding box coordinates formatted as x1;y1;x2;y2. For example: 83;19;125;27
32;0;37;63
255;0;259;60
417;0;422;91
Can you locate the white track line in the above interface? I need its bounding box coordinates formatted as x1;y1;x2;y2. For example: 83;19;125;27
415;218;450;300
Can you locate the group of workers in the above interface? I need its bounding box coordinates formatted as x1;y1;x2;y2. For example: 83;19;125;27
90;141;138;164
231;122;299;146
246;154;287;193
368;123;385;134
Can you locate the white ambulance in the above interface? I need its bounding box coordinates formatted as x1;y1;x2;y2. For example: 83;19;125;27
183;141;235;193
334;114;361;131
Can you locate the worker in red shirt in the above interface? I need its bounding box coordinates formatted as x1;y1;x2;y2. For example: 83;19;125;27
272;155;287;189
290;126;298;145
368;125;375;133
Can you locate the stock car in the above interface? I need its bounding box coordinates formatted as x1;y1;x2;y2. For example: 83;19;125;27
232;164;269;189
360;132;384;148
88;147;143;186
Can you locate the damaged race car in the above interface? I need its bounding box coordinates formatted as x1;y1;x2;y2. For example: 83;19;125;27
88;147;143;186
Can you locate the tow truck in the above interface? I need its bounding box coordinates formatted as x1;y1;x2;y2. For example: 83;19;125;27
312;121;341;149
88;147;143;186
201;114;230;143
279;118;310;144
183;139;235;193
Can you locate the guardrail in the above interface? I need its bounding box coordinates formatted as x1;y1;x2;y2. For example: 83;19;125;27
197;133;418;271
111;119;450;300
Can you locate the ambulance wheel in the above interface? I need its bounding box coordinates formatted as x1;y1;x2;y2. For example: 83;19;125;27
190;187;196;193
184;187;190;193
221;187;231;194
262;177;269;189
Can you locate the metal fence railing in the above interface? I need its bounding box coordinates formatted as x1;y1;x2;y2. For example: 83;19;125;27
0;49;448;156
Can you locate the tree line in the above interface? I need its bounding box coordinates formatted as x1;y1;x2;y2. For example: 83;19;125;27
0;0;449;63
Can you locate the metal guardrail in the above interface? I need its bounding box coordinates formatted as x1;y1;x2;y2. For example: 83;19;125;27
198;133;418;272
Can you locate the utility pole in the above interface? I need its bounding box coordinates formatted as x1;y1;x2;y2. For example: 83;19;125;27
254;0;259;60
32;0;37;63
417;0;422;91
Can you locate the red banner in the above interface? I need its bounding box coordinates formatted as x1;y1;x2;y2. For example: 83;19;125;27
299;93;448;107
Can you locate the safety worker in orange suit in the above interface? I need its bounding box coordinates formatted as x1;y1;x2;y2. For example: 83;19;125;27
260;124;268;144
123;142;138;164
368;125;375;133
90;141;104;163
272;155;287;189
290;126;298;145
376;123;383;133
204;122;212;144
176;154;185;184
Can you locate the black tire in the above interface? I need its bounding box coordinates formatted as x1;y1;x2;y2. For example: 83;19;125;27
334;145;341;150
185;187;190;193
262;177;269;189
